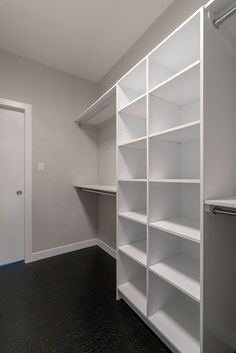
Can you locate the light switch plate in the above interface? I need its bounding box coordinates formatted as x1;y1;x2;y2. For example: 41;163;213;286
37;162;46;172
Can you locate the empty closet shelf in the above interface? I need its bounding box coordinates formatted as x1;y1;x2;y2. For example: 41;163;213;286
149;298;200;353
150;254;200;302
118;278;147;316
119;210;147;224
150;217;200;243
205;197;236;209
150;120;200;143
149;179;200;184
119;240;147;266
75;184;116;196
119;179;147;182
118;136;147;149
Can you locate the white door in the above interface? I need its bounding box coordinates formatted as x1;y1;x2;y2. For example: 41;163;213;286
0;107;24;265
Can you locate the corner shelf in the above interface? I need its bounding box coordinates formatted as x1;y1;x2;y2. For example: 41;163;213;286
150;217;200;243
75;184;116;196
75;85;116;126
150;254;200;302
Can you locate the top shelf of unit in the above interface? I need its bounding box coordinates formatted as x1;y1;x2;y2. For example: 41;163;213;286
205;196;236;208
75;85;116;126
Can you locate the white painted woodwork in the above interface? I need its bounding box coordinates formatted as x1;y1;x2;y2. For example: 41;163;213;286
205;197;236;208
149;273;200;353
150;254;200;302
119;210;147;225
75;86;116;126
75;184;116;195
115;3;236;352
0;107;25;265
150;217;200;243
119;240;147;266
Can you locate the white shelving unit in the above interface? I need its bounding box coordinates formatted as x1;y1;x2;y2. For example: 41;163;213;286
117;10;201;353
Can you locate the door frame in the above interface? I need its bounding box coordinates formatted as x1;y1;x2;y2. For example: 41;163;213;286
0;98;32;263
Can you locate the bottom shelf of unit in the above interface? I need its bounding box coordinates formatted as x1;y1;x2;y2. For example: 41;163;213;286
149;298;200;353
118;278;147;316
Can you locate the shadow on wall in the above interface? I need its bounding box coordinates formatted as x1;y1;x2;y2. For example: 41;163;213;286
74;187;97;232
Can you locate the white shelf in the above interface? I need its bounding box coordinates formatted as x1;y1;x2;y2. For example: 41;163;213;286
150;61;200;106
149;297;200;353
205;196;236;209
150;179;200;184
119;210;147;224
118;278;147;316
75;85;116;126
119;240;147;266
76;184;116;195
150;120;200;143
118;93;146;116
119;179;147;182
150;217;200;243
118;136;147;149
150;254;200;302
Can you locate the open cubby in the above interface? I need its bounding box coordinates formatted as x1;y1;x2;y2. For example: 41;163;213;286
118;217;147;266
148;13;200;90
149;94;200;136
149;183;200;241
118;145;146;180
149;227;200;302
118;60;146;110
118;252;147;315
148;273;200;353
118;181;147;224
117;95;147;145
149;138;200;181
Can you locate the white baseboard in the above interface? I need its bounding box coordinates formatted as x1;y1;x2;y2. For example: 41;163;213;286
30;238;116;262
96;239;117;259
31;238;97;262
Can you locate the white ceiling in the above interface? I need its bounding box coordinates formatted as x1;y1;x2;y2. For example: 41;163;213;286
0;0;174;82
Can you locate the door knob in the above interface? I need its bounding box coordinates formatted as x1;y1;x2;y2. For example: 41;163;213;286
16;190;22;195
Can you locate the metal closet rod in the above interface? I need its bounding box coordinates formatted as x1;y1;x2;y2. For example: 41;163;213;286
213;5;236;28
213;207;236;217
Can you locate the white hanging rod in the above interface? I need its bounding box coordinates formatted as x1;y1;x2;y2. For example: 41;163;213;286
213;5;236;28
213;207;236;217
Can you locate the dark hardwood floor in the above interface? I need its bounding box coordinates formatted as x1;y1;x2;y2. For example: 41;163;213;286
0;246;171;353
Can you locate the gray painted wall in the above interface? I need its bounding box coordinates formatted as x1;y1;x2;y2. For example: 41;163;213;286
97;119;116;249
99;0;208;94
0;50;98;253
